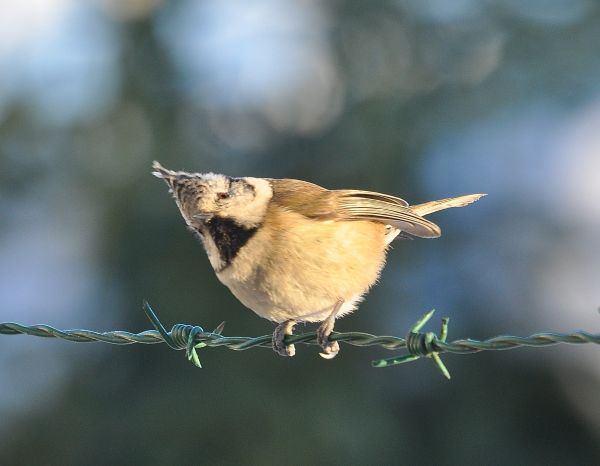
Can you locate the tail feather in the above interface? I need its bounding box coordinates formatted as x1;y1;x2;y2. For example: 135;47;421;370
411;193;486;217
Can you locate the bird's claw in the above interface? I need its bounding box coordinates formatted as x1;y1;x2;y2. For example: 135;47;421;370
272;320;296;357
317;319;339;359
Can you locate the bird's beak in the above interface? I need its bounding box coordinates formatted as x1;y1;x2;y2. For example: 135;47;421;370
193;213;213;222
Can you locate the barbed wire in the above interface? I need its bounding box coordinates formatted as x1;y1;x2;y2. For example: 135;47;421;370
1;302;598;379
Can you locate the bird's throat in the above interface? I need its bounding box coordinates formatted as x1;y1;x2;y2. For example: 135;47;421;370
199;216;258;272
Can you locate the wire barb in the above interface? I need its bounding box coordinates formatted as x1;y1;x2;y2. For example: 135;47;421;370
144;301;222;368
370;310;451;379
1;302;599;377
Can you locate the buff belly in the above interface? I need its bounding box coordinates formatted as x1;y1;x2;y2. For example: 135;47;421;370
216;210;389;323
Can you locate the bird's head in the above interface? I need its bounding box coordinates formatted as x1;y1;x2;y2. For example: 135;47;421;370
152;161;272;230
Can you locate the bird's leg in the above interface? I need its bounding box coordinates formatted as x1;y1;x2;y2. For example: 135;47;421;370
272;319;296;357
317;299;344;360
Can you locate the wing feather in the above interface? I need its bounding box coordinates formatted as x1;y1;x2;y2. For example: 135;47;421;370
337;195;441;238
335;190;409;207
270;179;441;238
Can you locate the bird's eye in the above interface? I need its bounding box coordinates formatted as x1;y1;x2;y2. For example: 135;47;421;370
217;192;230;200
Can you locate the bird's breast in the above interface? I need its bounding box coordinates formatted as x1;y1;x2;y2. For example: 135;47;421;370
215;207;390;322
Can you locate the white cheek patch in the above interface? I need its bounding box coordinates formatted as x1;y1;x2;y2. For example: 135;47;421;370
224;177;272;228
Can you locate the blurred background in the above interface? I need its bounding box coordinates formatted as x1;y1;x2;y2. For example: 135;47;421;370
1;0;599;464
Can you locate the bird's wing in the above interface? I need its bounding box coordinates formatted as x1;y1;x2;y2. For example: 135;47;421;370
334;189;409;207
269;178;339;218
270;179;440;238
334;191;441;238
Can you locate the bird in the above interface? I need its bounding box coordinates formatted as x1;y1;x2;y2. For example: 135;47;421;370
152;161;485;359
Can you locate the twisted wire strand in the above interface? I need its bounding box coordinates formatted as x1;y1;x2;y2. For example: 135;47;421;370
3;303;597;377
1;322;598;352
0;323;165;345
434;331;599;353
0;323;404;349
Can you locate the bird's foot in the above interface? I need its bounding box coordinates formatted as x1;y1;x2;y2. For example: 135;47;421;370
272;320;296;357
317;317;339;360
